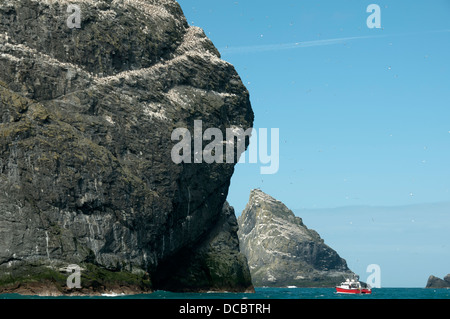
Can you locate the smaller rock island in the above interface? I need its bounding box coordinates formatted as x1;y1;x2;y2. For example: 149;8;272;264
237;189;354;287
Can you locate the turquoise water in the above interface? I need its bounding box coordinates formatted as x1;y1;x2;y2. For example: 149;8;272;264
1;287;450;299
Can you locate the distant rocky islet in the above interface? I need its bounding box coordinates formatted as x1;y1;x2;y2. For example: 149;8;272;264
426;274;450;289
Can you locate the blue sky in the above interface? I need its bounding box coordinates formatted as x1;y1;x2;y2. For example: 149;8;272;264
177;1;450;287
178;0;450;211
295;203;450;287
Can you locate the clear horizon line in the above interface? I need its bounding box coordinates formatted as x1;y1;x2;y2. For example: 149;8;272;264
292;200;450;211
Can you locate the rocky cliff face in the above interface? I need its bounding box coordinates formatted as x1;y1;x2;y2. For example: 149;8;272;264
426;275;450;288
0;0;253;294
237;189;354;287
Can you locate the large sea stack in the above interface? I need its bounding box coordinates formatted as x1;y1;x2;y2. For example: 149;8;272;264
0;0;253;295
238;189;354;287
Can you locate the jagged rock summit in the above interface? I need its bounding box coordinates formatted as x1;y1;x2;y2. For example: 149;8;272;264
0;0;254;294
237;189;354;287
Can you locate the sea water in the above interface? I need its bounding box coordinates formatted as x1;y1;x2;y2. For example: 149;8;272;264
1;287;449;299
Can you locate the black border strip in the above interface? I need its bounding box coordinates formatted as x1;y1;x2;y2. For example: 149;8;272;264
1;298;447;318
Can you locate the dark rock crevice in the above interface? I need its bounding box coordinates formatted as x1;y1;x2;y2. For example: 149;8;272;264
152;202;253;292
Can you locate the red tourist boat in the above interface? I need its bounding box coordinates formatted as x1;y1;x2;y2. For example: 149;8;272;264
335;278;372;294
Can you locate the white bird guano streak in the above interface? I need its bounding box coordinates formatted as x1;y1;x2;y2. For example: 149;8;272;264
45;231;50;260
